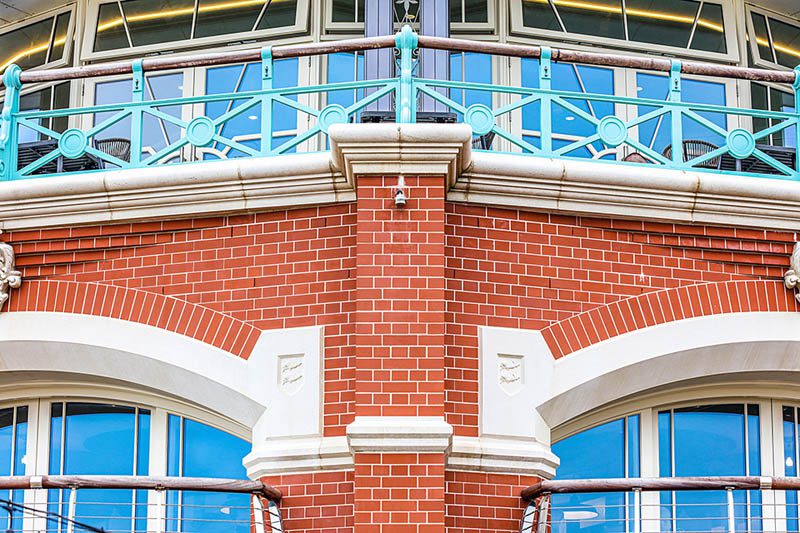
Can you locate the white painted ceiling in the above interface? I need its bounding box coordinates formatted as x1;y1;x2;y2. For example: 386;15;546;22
0;0;69;26
758;0;800;18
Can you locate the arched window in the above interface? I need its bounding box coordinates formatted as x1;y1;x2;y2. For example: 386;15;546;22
0;395;250;533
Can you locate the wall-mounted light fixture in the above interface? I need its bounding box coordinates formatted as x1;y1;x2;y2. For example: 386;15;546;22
394;176;408;208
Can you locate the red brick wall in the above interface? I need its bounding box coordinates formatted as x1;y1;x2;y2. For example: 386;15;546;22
444;203;794;436
445;471;541;533
265;471;354;533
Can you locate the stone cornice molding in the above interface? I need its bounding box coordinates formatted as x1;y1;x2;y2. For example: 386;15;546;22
329;123;473;188
447;436;559;478
346;416;454;453
244;436;353;477
451;152;800;231
0;153;350;230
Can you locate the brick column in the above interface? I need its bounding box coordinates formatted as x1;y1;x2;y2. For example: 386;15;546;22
351;174;448;532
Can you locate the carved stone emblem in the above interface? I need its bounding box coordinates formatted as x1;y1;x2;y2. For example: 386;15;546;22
497;354;523;396
0;235;20;310
785;242;800;304
278;354;304;396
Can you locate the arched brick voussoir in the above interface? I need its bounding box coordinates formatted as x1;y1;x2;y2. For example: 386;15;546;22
4;280;260;359
541;280;800;359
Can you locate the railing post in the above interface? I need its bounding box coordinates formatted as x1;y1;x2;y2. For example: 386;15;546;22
726;487;736;533
395;25;418;124
66;486;77;533
519;500;537;533
267;499;284;533
633;488;641;533
130;59;144;167
536;493;550;533
0;64;22;181
669;60;682;166
792;65;800;180
261;46;274;156
539;47;552;155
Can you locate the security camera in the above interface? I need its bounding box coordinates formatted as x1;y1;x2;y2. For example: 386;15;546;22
394;176;408;208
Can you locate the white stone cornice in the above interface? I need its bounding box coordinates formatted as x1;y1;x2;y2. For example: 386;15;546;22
346;416;453;453
244;436;353;477
451;151;800;231
447;436;559;478
0;152;350;230
329;123;473;188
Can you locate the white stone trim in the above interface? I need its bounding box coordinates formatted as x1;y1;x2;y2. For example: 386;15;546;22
447;436;559;477
451;151;800;230
0;153;350;230
540;312;800;429
244;436;353;477
329;123;473;189
346;416;453;453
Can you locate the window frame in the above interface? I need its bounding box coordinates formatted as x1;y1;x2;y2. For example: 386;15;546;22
81;0;311;63
508;0;740;64
745;4;800;71
323;0;497;35
0;4;77;74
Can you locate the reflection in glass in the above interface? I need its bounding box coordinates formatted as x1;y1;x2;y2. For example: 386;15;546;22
18;83;70;144
559;0;624;40
551;415;639;533
0;10;74;73
658;404;760;532
167;415;250;533
47;403;150;533
750;13;774;63
748;12;800;69
752;83;796;148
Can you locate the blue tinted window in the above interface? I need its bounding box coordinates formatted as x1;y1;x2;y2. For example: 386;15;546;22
0;407;27;530
520;59;615;157
636;73;727;157
449;52;492;109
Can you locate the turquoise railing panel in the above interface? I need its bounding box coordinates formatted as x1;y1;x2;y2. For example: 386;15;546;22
0;26;799;181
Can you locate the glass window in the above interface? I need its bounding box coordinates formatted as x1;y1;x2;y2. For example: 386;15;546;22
752;83;796;148
92;0;301;54
551;415;640;533
517;0;728;56
748;9;800;69
0;407;27;532
204;58;299;157
17;83;70;144
329;0;490;29
449;52;492;108
0;8;74;73
658;404;760;533
167;415;250;533
521;59;616;158
635;73;727;156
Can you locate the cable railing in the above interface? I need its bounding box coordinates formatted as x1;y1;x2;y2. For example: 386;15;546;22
520;476;800;533
0;26;799;181
0;475;283;533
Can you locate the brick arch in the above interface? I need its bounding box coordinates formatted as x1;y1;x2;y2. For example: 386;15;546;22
540;280;799;359
4;280;260;359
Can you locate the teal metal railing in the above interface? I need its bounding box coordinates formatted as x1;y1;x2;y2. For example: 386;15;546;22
1;26;799;181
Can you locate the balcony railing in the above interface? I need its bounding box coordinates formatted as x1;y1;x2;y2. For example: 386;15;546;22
0;474;283;533
0;27;799;181
521;476;800;533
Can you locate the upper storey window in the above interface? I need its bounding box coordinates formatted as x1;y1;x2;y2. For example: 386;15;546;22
747;6;800;70
510;0;737;62
85;0;308;60
326;0;493;33
0;6;75;74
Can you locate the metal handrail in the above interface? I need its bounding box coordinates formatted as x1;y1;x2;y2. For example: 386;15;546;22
521;475;800;500
0;475;282;502
9;33;797;87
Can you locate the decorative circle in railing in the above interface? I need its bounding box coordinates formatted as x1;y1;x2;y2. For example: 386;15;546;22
727;128;756;160
186;116;216;147
59;129;88;159
597;116;628;147
464;104;495;136
318;104;349;134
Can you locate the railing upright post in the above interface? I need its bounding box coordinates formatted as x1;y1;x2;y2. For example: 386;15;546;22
536;493;550;533
395;25;418;124
669;60;682;167
792;65;800;180
0;64;21;181
267;499;284;533
261;47;274;156
66;486;77;533
633;488;641;533
726;487;736;533
130;59;144;167
539;47;552;155
519;500;537;533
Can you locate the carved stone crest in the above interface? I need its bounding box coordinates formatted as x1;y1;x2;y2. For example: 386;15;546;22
0;235;20;310
497;354;523;396
785;242;800;303
278;354;304;396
